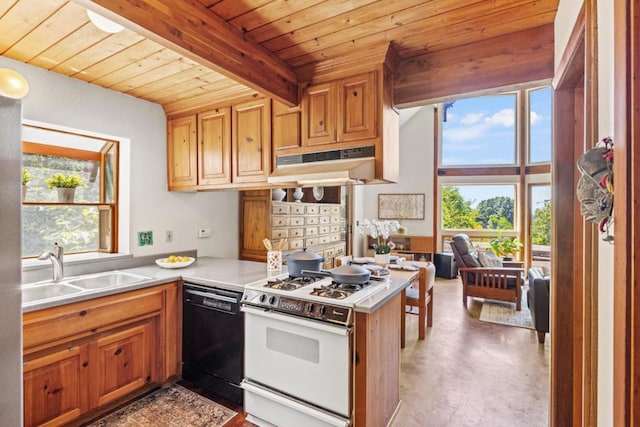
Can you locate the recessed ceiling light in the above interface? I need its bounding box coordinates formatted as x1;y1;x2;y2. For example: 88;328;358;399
87;9;124;34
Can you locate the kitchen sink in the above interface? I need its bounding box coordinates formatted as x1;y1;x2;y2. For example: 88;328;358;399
22;282;84;304
66;271;150;290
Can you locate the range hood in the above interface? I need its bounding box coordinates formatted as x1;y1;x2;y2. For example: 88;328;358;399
268;146;376;185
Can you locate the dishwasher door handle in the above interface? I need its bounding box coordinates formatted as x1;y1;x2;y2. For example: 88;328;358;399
185;289;238;303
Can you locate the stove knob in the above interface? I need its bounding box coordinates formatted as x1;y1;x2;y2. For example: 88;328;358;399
259;294;267;303
268;295;277;305
308;303;315;313
319;305;327;316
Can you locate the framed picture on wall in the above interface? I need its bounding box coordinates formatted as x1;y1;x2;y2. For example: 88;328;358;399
378;193;425;220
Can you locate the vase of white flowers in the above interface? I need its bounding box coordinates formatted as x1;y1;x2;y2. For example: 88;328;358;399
359;219;400;264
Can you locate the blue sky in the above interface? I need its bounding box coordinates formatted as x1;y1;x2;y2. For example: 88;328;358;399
441;88;552;210
442;88;551;166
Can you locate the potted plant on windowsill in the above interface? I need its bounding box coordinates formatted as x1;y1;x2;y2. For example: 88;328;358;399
489;235;523;261
22;168;31;200
45;173;86;203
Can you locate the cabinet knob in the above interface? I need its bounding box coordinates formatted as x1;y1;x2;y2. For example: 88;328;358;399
79;310;87;316
114;348;123;356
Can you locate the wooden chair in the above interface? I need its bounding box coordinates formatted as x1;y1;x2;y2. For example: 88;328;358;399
404;263;436;341
450;233;523;310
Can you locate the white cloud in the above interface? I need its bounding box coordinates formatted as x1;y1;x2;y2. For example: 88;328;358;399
483;108;515;127
442;125;486;142
530;111;541;125
460;112;485;125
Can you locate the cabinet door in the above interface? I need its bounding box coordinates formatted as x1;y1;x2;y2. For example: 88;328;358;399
302;81;337;146
199;107;231;186
90;319;156;408
240;190;271;261
23;344;89;427
272;100;301;152
232;99;271;183
167;115;198;190
337;72;376;142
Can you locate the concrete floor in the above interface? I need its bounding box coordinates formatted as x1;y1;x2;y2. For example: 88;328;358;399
393;277;550;427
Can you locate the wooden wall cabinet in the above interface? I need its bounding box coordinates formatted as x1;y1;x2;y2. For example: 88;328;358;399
167;98;271;191
302;81;337;146
198;107;231;186
22;282;181;426
167;115;198;189
300;71;376;149
272;100;302;152
232;98;271;183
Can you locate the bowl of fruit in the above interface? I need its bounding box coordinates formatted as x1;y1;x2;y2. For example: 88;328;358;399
155;255;196;269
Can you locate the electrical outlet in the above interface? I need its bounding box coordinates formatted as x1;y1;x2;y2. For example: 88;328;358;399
198;227;212;238
165;230;173;243
137;231;153;246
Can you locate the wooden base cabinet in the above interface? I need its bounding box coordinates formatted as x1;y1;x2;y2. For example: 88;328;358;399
23;283;180;427
23;344;90;427
91;319;156;408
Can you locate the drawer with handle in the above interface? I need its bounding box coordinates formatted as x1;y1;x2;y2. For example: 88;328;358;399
272;217;290;227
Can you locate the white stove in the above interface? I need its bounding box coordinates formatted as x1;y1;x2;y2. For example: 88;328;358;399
240;273;390;427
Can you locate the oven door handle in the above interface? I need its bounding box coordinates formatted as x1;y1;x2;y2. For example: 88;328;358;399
185;289;238;303
241;306;351;336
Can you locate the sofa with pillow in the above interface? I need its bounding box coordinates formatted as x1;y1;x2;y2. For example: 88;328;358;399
527;268;550;343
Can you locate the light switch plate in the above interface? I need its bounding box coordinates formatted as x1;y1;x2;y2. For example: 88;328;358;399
138;231;153;246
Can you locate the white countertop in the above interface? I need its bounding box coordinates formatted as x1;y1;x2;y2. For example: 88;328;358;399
22;257;416;314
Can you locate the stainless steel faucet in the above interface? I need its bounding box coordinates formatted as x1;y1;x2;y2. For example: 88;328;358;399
38;243;64;282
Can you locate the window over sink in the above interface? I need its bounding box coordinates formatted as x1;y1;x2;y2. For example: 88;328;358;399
21;125;119;258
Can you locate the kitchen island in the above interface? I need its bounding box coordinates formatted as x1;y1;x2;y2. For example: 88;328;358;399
21;257;415;427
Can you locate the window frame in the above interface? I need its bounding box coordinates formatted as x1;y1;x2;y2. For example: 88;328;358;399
435;86;552;268
21;129;119;258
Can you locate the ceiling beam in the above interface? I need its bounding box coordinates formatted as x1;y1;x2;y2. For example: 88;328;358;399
394;24;555;107
75;0;299;106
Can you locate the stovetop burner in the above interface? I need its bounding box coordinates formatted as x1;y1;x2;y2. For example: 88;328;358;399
309;281;371;299
265;276;320;291
310;288;349;299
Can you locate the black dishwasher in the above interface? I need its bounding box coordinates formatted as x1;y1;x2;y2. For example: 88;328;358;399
182;282;244;404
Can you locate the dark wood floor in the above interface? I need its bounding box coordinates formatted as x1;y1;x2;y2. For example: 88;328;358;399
187;277;549;427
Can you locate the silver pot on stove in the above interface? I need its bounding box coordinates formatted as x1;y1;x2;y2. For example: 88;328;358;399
284;248;325;277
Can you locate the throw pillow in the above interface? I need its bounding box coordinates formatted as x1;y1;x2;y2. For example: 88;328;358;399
478;251;503;267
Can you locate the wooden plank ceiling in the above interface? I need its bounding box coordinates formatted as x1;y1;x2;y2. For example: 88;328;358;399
0;0;559;115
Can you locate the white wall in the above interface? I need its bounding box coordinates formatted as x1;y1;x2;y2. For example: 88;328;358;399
555;1;615;424
355;106;435;255
0;56;239;259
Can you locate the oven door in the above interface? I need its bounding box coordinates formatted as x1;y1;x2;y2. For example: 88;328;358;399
242;306;352;417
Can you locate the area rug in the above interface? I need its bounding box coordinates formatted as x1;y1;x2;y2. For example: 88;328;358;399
88;384;236;427
479;292;534;330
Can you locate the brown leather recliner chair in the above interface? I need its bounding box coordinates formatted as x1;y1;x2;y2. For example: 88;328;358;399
450;233;523;310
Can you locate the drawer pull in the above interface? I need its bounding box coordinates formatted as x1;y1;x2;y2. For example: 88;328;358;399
79;310;87;317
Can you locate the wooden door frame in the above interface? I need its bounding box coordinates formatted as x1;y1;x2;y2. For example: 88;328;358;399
613;0;638;425
551;3;599;425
